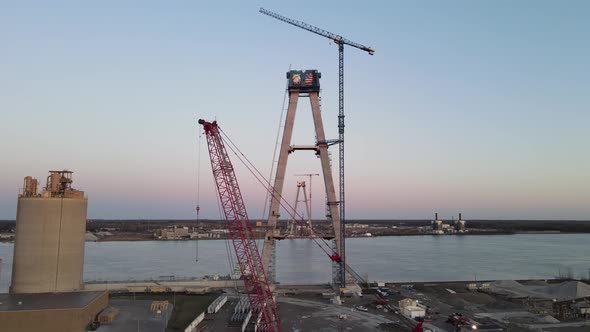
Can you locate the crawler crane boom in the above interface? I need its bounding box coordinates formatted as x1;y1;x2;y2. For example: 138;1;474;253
199;119;281;332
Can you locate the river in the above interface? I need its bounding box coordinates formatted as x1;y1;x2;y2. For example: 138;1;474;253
0;234;588;292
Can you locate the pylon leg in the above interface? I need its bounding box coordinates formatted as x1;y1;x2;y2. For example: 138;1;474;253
262;74;341;288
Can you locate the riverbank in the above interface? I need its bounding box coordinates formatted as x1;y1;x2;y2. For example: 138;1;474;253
90;229;584;242
0;229;584;244
2;219;590;243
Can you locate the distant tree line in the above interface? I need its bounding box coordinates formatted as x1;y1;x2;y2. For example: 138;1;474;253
0;220;14;232
2;219;589;233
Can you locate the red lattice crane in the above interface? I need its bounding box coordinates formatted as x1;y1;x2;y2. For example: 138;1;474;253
199;119;281;332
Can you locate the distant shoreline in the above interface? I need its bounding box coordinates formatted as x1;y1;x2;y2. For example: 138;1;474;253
0;230;587;244
1;219;589;243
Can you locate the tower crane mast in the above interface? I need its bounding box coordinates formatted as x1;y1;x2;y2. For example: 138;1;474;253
198;119;281;332
259;7;374;287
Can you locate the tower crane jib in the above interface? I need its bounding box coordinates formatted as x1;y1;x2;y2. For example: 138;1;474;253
258;8;374;55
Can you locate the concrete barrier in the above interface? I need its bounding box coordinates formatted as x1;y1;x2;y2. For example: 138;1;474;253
184;311;205;332
254;310;263;332
241;310;252;332
207;295;227;314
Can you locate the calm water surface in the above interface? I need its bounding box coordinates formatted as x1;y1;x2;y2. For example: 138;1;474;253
0;234;588;292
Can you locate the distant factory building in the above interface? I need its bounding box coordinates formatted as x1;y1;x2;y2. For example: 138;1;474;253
0;171;108;332
451;213;466;232
432;212;467;234
157;225;190;239
431;213;444;234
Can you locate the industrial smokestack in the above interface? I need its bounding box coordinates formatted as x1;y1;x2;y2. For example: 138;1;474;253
459;213;462;220
435;212;438;220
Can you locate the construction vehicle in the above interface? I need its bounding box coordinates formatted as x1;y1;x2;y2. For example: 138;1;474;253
447;313;478;330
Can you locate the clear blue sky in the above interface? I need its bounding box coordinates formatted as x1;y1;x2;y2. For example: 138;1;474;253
1;1;588;220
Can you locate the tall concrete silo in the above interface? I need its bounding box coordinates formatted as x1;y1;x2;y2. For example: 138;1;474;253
10;170;87;294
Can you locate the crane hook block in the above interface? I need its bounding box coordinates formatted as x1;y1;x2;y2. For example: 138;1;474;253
330;253;342;262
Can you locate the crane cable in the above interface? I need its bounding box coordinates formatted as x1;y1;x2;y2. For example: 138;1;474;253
261;64;291;220
195;129;202;263
218;128;340;261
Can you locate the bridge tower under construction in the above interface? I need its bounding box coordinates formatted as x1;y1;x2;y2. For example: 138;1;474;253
262;70;342;285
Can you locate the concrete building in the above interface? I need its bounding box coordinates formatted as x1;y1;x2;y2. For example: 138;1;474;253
398;298;426;319
403;305;426;319
0;291;108;332
11;171;87;294
0;171;108;332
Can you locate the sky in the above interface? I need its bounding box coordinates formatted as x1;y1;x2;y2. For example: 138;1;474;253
0;1;589;220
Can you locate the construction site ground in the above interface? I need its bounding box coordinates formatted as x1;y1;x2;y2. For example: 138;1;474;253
105;293;216;332
269;281;590;332
101;280;590;332
98;299;173;332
